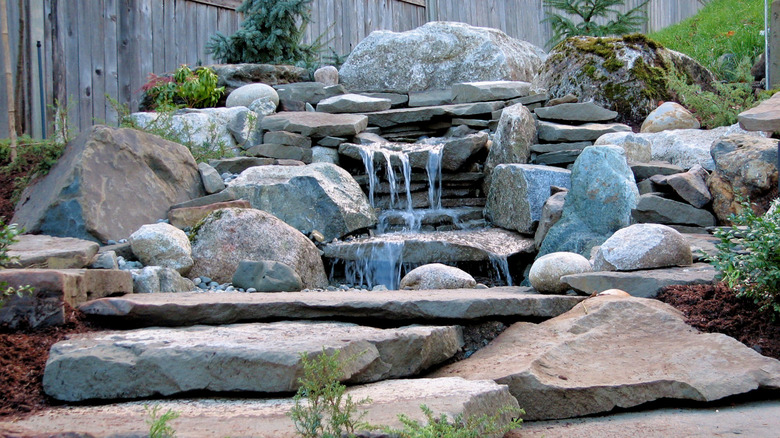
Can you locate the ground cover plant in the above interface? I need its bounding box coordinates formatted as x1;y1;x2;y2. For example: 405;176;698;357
142;65;224;111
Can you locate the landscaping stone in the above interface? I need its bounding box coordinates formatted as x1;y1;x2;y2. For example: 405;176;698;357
546;94;578;106
528;252;591;294
313;65;339;86
226;83;279;108
533;150;581;166
655;164;711;208
561;263;717;297
707;134;779;223
451;81;531;103
399;263;476;290
263;131;312;148
5;235;99;269
484;103;536;182
130;266;195;294
0;269;132;329
640;101;700;133
430;295;780;420
340;21;544;93
408;89;452;107
537;121;631;142
738;90;780;132
531;141;591;154
361;101;504;128
245;143;313;163
3;378;519;438
129;223;193;275
534;190;567;250
538;146;639;257
231;260;303;292
79;286;585;326
128;108;247;154
168;200;251;229
89;251;118;270
12;126;204;243
208;156;274;175
316;93;392;113
632;194;716;227
485;164;571;234
261;112;368;138
43;322;463;401
189;208;328;288
311;146;340;165
248;97;277;116
226;163;376;241
594;132;653;163
208;63;308;94
592;224;692;271
363;92;409;107
630;161;684;181
273;82;344;105
198;162;225;194
534;102;618;123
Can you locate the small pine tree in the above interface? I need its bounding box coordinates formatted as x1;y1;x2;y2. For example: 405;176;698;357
543;0;649;48
206;0;319;66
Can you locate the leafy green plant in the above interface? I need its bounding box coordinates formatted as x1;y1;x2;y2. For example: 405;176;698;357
665;63;760;128
145;404;180;438
142;65;224;110
0;219;22;268
381;404;523;438
543;0;649;48
708;197;780;319
289;349;371;438
206;0;321;67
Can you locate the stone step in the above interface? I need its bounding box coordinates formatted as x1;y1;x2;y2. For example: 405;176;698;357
359;101;505;128
371;189;483;210
6;234;99;269
2;378;519;438
43;321;462;402
561;263;718;298
79;287;583;326
323;228;535;264
378;207;485;227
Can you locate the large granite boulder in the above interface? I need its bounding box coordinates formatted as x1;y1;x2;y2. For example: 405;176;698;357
226;163;376;241
189;208;328;288
129;223;193;275
484;103;537;187
534;35;715;125
340;21;545;93
485;164;571;234
592;223;692;271
12;126;204;243
431;295;780;420
538;146;639;257
707;134;779;223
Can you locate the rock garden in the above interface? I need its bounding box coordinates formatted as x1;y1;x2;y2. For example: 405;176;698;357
1;1;779;436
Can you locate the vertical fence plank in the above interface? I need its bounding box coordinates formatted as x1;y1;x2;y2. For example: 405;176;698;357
103;0;118;125
91;0;106;125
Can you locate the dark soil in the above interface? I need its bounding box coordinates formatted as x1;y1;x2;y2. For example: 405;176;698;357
657;282;780;361
0;304;97;417
0;167;22;223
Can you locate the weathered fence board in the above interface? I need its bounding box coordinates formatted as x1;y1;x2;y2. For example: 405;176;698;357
1;0;708;138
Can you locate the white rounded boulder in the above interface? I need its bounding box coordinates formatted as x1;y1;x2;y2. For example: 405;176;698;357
129;223;193;275
592;223;692;271
400;263;476;290
529;252;592;294
226;83;280;108
640;102;700;133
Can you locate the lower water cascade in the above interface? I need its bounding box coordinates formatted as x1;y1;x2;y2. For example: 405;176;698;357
333;143;515;290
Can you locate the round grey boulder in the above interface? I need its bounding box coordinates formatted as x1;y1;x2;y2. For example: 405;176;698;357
314;65;339;86
529;252;592;294
129;223;193;275
226;83;280;108
232;259;303;292
592;223;692;271
400;263;476;290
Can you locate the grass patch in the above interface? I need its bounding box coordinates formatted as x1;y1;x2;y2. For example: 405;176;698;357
649;0;764;80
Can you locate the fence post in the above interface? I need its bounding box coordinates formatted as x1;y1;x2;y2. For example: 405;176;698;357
1;0;18;161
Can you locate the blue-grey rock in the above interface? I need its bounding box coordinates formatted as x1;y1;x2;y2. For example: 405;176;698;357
232;260;303;292
198;162;226;194
538;146;639;257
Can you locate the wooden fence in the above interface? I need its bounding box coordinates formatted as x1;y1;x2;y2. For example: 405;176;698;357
1;0;707;139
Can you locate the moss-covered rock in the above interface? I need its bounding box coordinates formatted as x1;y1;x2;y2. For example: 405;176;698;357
533;35;716;127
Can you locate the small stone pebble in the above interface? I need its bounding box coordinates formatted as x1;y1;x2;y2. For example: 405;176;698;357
156;219;169;223
193;277;202;286
208;281;219;289
200;276;212;284
118;239;128;244
106;240;117;245
246;288;257;293
226;286;235;292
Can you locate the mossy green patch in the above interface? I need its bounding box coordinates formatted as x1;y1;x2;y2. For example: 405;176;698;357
188;208;228;243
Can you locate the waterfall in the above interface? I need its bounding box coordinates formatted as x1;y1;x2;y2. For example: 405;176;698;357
343;241;405;289
426;144;444;210
358;147;378;207
489;255;513;286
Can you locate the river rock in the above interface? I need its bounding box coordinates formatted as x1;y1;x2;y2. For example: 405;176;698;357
5;235;99;269
451;81;531;103
528;252;591;294
226;163;376;241
594;132;653;163
189;208;328;288
129;223;193;275
484;103;536;183
592;224;692;271
534;102;618;123
261;112;368;138
316;93;391;113
533;35;716;125
313;65;339;86
537;121;631;142
707;134;779;223
131;266;195;294
640;101;700;133
12;126;204;243
43;321;463;401
534;190;567;250
232;260;303;292
340;22;545;93
538;146;639;257
486;164;571;234
632;194;716;227
226;83;279;108
400;263;476;290
430;295;780;420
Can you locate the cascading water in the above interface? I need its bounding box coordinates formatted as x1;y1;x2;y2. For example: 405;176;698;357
358;147;378;207
489;255;514;286
343;241;405;290
426;144;444;210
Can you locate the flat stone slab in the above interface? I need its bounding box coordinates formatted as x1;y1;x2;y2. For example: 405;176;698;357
6;234;99;269
316;93;392;113
261;112;369;138
43;321;462;401
431;296;780;421
361;102;505;128
452;81;531;103
537;121;631;142
79;287;584;326
738;91;780;132
534;102;618;123
3;377;519;438
560;263;717;298
323;228;536;263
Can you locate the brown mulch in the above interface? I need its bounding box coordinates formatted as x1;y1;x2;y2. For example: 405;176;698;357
657;282;780;361
0;304;97;417
0;167;21;223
